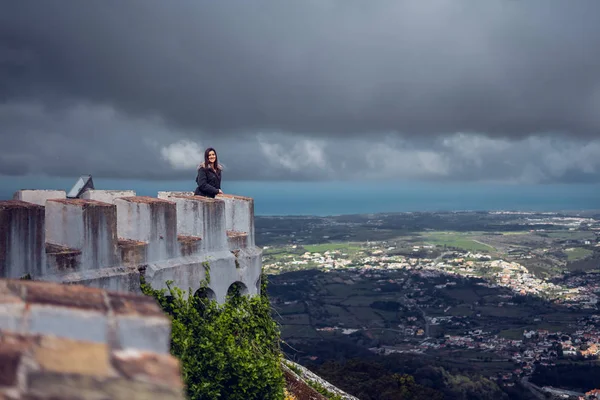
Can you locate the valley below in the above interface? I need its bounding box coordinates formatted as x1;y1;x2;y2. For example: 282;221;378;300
258;210;600;399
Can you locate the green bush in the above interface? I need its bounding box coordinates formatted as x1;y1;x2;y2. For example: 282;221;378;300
141;273;285;400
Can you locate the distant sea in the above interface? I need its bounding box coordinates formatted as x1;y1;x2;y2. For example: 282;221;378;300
1;176;599;217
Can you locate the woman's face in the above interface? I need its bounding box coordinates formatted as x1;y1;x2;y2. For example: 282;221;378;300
208;150;217;164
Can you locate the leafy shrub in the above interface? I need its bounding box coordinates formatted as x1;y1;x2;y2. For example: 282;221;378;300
141;272;285;400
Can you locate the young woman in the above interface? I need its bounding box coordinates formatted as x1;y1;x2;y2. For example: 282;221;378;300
194;147;224;198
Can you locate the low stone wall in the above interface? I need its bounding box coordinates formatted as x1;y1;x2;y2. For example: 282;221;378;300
283;360;361;400
0;278;185;400
1;189;260;303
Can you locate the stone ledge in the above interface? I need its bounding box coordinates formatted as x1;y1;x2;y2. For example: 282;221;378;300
0;200;44;210
0;331;184;400
0;280;183;400
117;196;174;205
46;198;113;207
0;279;167;351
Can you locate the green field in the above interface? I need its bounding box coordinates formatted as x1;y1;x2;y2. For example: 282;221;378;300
565;247;593;261
302;243;362;253
420;232;495;252
543;231;597;240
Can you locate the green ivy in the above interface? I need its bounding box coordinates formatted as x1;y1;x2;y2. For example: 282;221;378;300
140;271;285;400
201;261;211;284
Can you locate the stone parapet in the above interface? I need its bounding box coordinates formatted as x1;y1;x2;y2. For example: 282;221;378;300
115;197;178;263
12;189;66;206
82;189;137;204
219;194;255;247
2;189;261;304
162;193;227;252
45;199;120;271
0;279;184;400
0;201;46;279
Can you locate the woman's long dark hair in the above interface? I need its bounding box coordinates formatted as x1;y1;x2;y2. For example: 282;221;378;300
204;147;220;173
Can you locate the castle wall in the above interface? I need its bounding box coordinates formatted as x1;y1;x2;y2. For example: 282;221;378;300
1;189;261;304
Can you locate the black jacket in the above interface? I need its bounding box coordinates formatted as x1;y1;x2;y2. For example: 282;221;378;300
194;166;222;198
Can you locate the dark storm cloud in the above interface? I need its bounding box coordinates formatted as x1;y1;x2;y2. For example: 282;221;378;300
2;0;600;138
2;1;600;185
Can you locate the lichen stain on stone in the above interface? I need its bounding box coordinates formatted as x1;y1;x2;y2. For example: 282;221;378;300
120;196;175;205
0;202;45;278
82;203;118;269
46;243;81;272
48;198;111;207
178;235;201;257
227;231;248;251
118;239;148;267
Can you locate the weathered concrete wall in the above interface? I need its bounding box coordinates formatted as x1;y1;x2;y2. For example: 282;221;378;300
161;193;227;252
0;279;185;400
144;247;262;304
219;194;255;247
45;199;120;270
115;197;178;263
0;201;46;279
13;189;66;206
82;189;136;204
1;190;261;304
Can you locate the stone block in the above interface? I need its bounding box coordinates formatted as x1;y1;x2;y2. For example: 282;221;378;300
45;243;81;275
166;195;227;253
178;235;202;257
118;240;148;268
12;190;66;206
45;199;119;270
0;201;46;279
113;316;171;354
0;281;25;333
115;197;177;263
34;335;112;377
24;305;108;343
23;276;108;312
43;266;142;294
157;191;194;200
82;190;136;204
26;373;184;400
218;194;255;247
107;291;165;318
227;231;248;251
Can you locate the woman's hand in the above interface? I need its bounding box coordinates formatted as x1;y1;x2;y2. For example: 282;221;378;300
218;189;224;195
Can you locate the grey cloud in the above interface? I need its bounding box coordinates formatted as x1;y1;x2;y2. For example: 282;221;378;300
2;0;600;139
1;100;599;184
2;1;600;185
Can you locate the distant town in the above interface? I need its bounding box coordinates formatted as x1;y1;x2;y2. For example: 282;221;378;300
259;210;600;399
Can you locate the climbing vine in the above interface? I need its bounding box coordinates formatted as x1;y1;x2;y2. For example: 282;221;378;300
140;271;285;400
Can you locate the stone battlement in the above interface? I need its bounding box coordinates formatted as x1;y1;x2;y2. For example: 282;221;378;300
0;190;261;303
0;278;185;399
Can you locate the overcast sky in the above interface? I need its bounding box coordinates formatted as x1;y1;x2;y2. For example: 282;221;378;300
1;0;600;184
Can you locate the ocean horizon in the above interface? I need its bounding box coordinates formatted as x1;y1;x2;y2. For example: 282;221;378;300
1;176;599;217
